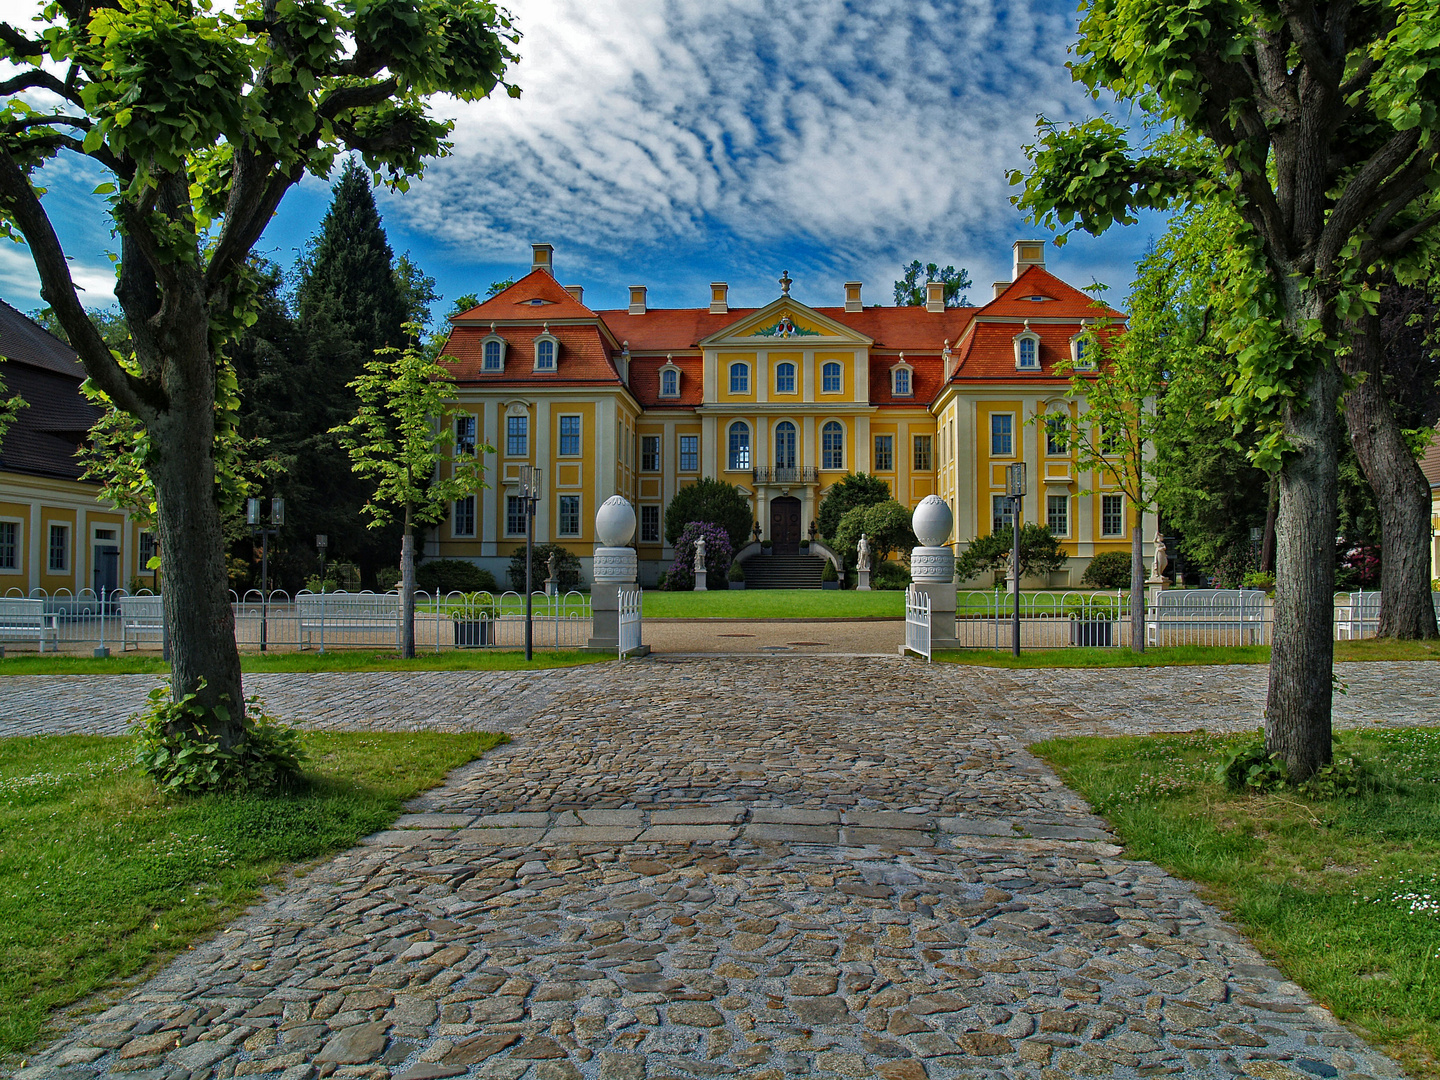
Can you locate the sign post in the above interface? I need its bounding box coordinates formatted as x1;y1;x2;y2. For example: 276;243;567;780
1006;463;1026;657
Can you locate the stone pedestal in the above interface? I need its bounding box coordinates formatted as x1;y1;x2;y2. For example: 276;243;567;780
695;566;707;592
1146;578;1169;606
857;568;871;591
545;579;557;597
586;546;641;652
910;546;958;649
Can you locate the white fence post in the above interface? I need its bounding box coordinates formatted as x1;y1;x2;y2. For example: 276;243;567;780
905;585;932;662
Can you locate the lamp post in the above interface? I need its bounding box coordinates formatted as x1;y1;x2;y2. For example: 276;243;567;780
1006;463;1026;657
519;465;542;661
248;496;284;652
316;534;328;590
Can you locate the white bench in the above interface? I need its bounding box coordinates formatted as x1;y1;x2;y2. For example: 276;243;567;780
118;595;164;650
296;592;401;650
1335;591;1381;640
0;597;56;651
1146;589;1268;646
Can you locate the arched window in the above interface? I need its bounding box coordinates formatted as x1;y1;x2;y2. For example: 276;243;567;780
775;421;797;469
1018;337;1037;368
727;422;751;470
822;421;844;470
893;367;911;396
660;368;679;397
775;362;796;394
535;337;556;370
822;362;842;393
729;362;749;394
483;340;502;371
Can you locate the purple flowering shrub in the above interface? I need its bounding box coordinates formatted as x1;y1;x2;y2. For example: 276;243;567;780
664;521;735;590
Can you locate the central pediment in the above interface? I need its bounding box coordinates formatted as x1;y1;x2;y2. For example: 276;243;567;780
699;296;874;347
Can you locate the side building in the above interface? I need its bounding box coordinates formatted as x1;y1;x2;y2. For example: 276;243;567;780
0;301;152;595
431;242;1154;587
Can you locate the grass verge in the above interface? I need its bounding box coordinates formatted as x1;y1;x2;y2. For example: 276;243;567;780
936;637;1440;668
1032;727;1440;1079
644;588;906;618
0;729;504;1056
0;650;609;677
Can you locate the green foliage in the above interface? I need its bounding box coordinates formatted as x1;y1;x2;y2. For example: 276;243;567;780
131;681;306;796
833;500;917;571
817;472;891;541
956;524;1068;582
507;543;582;592
822;559;838;582
1216;741;1289;794
486;280;518;299
375;566;401;592
1081;551;1132;588
872;561;911;590
663;478;754;550
893;261;973;307
417;559;497;594
728;562;745;582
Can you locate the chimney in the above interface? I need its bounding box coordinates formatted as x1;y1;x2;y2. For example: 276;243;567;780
844;281;863;312
925;281;946;313
628;285;647;315
1012;239;1046;278
710;282;728;314
531;243;555;277
564;284;583;304
993;281;1011;300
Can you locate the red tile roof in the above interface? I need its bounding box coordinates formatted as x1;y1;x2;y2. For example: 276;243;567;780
439;323;622;386
591;305;977;352
629;354;704;408
948;322;1086;383
452;270;598;322
869;353;945;407
984;265;1122;319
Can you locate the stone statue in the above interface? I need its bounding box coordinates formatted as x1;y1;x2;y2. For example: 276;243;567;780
694;535;707;574
1151;532;1169;581
546;552;558;582
857;534;872;572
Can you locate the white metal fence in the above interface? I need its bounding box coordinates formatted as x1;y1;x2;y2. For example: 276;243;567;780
618;588;644;658
905;586;931;662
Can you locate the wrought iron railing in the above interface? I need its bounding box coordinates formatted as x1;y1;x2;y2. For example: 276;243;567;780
752;465;819;484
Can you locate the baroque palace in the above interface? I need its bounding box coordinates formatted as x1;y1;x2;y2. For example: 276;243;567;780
431;241;1153;587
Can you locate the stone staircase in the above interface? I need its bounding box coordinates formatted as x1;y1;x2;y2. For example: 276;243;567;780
741;553;827;589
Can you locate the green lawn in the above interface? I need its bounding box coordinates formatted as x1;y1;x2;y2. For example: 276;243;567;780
0;730;504;1057
0;649;609;677
1033;727;1440;1079
937;637;1440;668
644;588;906;618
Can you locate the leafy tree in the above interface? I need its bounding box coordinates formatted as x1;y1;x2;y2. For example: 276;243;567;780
833;500;917;573
1010;1;1440;780
893;261;973;308
486;280;517;299
664;478;753;551
333;333;490;657
395;252;440;336
1080;551;1131;589
507;544;581;593
0;0;518;753
955;525;1068;583
816;472;891;542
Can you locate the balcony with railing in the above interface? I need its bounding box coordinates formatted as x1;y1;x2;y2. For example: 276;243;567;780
752;466;820;484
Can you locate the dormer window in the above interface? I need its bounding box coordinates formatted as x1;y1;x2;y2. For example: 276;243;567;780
534;325;558;371
526;298;549;306
1071;330;1096;370
891;354;913;397
1014;323;1041;370
481;325;506;372
658;355;682;398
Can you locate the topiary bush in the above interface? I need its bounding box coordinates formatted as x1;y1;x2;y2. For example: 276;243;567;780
872;561;911;590
664;478;754;551
664;522;734;590
417;558;497;595
1080;550;1132;588
508;544;583;592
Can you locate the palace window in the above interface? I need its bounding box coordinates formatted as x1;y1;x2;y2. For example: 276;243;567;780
913;435;932;471
727;422;751;470
873;434;894;471
775;362;796;394
822;421;844;470
1045;413;1069;455
893;367;911;396
48;524;69;572
453;495;476;538
729;363;749;394
1101;421;1124;455
990;413;1013;456
822;362;842;393
641;435;661;472
660;368;679;397
1101;493;1125;537
640;505;661;544
559;415;581;457
506;496;527;537
679;434;699;472
534;335;557;371
454;414;477;456
992;495;1015;535
0;522;15;570
558;495;581;537
506;414;528;457
774;421;797;469
1017;337;1038;368
482;337;504;372
1047;494;1069;536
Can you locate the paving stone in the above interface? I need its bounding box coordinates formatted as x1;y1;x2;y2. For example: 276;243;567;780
394;814;475;829
636;825;739;842
314;1022;390;1064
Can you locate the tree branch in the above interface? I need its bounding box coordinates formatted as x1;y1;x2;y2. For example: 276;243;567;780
1372;208;1440;261
0;68;85;107
0;23;47;59
1;113;92;133
1317;127;1422;272
317;77;400;120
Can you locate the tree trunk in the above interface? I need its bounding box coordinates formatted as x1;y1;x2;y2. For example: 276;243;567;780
1130;523;1144;652
1343;311;1438;639
400;508;416;659
1260;473;1278;574
1266;355;1341;782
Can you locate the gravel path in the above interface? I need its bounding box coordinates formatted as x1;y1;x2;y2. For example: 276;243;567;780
7;655;1433;1080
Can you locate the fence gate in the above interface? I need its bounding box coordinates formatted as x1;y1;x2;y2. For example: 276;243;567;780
618;588;644;658
905;586;931;662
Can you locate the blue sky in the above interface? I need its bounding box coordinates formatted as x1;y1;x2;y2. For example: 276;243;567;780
0;0;1168;320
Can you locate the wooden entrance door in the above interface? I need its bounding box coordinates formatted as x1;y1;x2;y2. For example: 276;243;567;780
770;496;802;555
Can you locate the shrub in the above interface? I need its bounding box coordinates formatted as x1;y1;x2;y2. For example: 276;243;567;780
377;566;401;592
822;559;837;582
664;522;735;590
1080;550;1132;588
872;561;911;590
508;544;583;593
957;525;1068;583
664;478;754;551
833;500;918;571
132;680;307;795
817;472;891;541
417;559;496;594
729;562;745;582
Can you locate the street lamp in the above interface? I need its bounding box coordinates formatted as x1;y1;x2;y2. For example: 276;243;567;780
316;534;328;590
1006;463;1026;657
248;496;284;651
519;466;542;661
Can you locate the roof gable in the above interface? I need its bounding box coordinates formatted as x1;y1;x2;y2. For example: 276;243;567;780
698;296;874;347
451;270;597;322
982;265;1121;320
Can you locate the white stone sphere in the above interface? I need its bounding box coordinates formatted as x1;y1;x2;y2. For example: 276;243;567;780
912;495;954;547
595;495;637;547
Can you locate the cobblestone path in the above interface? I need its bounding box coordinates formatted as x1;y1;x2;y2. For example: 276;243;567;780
9;658;1430;1080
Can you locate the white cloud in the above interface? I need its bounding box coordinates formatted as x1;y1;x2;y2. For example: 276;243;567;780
0;242;116;309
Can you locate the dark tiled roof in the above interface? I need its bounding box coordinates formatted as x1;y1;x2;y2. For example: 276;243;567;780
0;350;100;483
0;299;89;379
